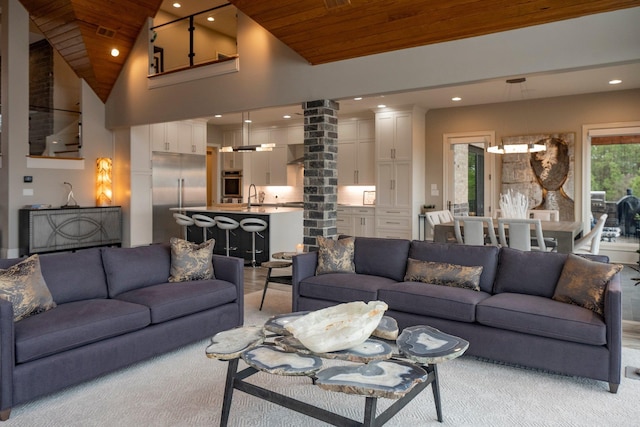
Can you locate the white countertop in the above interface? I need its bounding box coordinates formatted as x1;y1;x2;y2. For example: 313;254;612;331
179;206;303;215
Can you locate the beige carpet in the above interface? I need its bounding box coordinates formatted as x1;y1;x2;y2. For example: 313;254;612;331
5;289;640;426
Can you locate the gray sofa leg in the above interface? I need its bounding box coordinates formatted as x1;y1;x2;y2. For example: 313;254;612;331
609;383;619;393
0;408;11;421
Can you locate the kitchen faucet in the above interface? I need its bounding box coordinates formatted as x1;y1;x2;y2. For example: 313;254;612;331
247;183;257;207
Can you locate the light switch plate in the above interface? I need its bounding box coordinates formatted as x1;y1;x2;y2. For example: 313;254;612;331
23;188;34;196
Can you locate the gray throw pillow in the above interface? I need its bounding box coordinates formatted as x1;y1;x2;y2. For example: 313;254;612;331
404;258;483;291
0;254;56;321
552;254;622;316
316;236;356;275
168;237;215;282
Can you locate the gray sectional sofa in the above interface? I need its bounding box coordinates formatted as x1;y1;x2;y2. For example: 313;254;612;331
0;244;244;420
292;237;622;392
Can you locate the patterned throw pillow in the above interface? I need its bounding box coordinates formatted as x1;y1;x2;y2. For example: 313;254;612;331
0;254;56;321
316;236;356;275
168;237;215;282
552;253;622;316
404;258;483;291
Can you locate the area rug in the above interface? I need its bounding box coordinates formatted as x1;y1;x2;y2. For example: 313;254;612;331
5;289;640;426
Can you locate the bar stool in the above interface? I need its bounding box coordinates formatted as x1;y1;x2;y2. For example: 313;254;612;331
173;213;194;240
239;218;268;267
214;216;239;256
192;214;216;243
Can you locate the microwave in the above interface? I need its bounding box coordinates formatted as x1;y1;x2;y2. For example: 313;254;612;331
222;170;243;198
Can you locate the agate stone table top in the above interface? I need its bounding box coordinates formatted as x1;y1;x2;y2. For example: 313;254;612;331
397;325;469;364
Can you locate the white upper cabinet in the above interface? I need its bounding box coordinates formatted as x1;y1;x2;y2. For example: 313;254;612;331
152;121;206;155
338;118;375;185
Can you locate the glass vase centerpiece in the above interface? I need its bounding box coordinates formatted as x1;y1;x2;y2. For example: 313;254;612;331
499;189;528;218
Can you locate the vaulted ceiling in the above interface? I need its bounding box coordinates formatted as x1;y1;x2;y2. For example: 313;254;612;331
19;0;639;103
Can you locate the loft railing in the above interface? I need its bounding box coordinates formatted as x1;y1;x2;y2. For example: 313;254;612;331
150;3;237;75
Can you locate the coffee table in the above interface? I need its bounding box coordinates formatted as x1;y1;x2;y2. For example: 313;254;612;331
206;311;468;426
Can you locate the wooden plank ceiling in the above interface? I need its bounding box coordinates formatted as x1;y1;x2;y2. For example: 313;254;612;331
20;0;640;103
228;0;640;65
20;0;163;102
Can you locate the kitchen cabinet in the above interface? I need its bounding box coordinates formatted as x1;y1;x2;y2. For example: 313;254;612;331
222;129;243;170
178;121;206;154
375;107;425;240
337;206;375;237
338;119;375;185
152;121;206;155
151;122;179;153
251;145;287;186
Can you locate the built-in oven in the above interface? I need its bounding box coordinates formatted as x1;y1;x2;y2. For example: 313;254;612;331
221;170;243;200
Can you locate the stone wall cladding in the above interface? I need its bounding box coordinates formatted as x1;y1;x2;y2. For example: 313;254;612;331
302;99;340;250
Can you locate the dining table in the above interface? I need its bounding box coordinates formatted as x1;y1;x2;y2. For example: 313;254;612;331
433;220;584;253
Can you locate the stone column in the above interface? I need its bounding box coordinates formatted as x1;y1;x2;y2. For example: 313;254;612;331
302;99;339;251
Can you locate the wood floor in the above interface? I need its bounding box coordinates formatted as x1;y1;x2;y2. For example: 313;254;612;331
243;265;640;349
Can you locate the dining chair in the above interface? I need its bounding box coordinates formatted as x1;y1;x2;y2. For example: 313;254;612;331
528;209;560;250
498;218;548;251
528;209;560;221
573;214;608;255
453;216;498;246
425;210;455;242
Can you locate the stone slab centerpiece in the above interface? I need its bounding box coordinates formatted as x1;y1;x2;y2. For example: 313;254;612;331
284;301;388;353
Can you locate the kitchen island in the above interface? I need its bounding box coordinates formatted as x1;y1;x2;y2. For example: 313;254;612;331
181;205;303;265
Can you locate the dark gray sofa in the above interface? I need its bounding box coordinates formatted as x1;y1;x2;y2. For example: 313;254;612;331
292;237;622;392
0;244;244;420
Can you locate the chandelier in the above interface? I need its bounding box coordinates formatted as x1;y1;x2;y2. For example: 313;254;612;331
487;77;546;154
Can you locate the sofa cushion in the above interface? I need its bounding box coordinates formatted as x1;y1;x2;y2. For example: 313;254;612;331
408;240;499;293
404;258;483;291
378;281;490;322
14;299;150;364
298;273;395;304
476;293;606;345
38;247;108;303
168;237;215;282
316;236;356;275
102;244;171;297
115;279;237;324
552;254;622;316
354;237;410;282
493;247;567;298
0;255;56;321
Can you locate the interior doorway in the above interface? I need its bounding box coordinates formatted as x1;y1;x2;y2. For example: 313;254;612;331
443;132;495;217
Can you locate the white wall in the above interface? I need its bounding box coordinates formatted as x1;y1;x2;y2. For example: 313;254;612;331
106;8;640;127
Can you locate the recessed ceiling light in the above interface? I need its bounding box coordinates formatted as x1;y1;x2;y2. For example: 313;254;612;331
377;104;386;108
609;79;622;85
207;16;215;22
452;97;462;102
283;115;291;119
110;48;120;57
354;97;363;101
214;114;222;118
172;2;181;8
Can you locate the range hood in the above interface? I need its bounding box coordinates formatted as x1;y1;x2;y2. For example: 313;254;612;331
287;144;305;165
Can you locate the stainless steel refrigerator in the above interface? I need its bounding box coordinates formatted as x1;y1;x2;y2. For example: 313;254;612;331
152;153;206;244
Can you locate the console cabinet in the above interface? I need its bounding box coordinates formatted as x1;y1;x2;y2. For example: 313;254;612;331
19;207;122;256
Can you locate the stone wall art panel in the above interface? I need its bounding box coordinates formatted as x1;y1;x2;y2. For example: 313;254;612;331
501;133;575;221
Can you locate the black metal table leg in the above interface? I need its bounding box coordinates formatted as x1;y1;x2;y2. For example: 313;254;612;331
219;358;239;427
427;364;443;422
363;397;378;427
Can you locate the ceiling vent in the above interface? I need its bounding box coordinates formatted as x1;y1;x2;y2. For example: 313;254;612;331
96;26;117;38
324;0;351;9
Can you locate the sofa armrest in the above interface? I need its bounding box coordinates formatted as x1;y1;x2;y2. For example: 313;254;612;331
212;255;245;325
604;271;622;389
292;252;318;311
0;298;15;414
